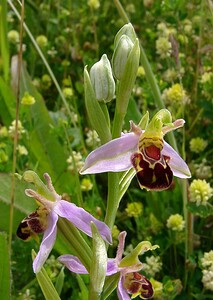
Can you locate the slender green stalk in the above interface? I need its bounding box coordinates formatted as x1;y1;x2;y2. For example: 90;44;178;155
113;0;129;23
9;0;24;253
111;109;125;139
104;82;129;230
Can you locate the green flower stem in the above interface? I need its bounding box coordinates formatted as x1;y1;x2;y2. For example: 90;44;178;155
57;218;92;271
105;34;140;231
111;108;125;138
113;0;129;23
105;77;133;230
104;172;120;231
183;179;188;286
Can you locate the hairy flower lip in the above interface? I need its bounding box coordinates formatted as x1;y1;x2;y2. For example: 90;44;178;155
80;120;191;179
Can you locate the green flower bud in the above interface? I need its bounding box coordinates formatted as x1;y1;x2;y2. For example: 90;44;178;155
90;54;115;103
112;34;134;80
114;23;137;46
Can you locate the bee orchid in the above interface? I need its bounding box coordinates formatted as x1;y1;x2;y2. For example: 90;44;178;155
80;110;191;191
59;231;158;300
16;171;112;273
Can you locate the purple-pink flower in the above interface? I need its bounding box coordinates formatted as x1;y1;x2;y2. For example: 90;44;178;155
80;117;191;191
17;172;112;273
59;231;157;299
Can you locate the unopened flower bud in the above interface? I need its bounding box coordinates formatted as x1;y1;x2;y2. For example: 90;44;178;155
114;23;137;46
112;34;134;80
90;54;115;103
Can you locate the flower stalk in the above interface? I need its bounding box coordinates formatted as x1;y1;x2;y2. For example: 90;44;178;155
105;23;140;230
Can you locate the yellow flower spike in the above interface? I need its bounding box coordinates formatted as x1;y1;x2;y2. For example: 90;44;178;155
119;241;159;268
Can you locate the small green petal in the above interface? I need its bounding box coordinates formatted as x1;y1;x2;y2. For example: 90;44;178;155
119;241;159;268
138;111;150;130
22;171;54;201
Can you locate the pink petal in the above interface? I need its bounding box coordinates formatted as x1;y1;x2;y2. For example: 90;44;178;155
33;212;58;273
54;200;112;244
58;255;88;274
106;258;119;275
162;141;191;178
80;133;139;174
117;276;131;300
116;231;127;263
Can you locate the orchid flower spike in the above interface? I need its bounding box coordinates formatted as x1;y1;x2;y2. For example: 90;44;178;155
16;171;112;273
59;231;158;299
80;109;191;191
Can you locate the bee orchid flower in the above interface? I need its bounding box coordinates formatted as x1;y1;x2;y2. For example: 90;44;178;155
59;231;158;299
16;171;112;273
80;110;191;191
